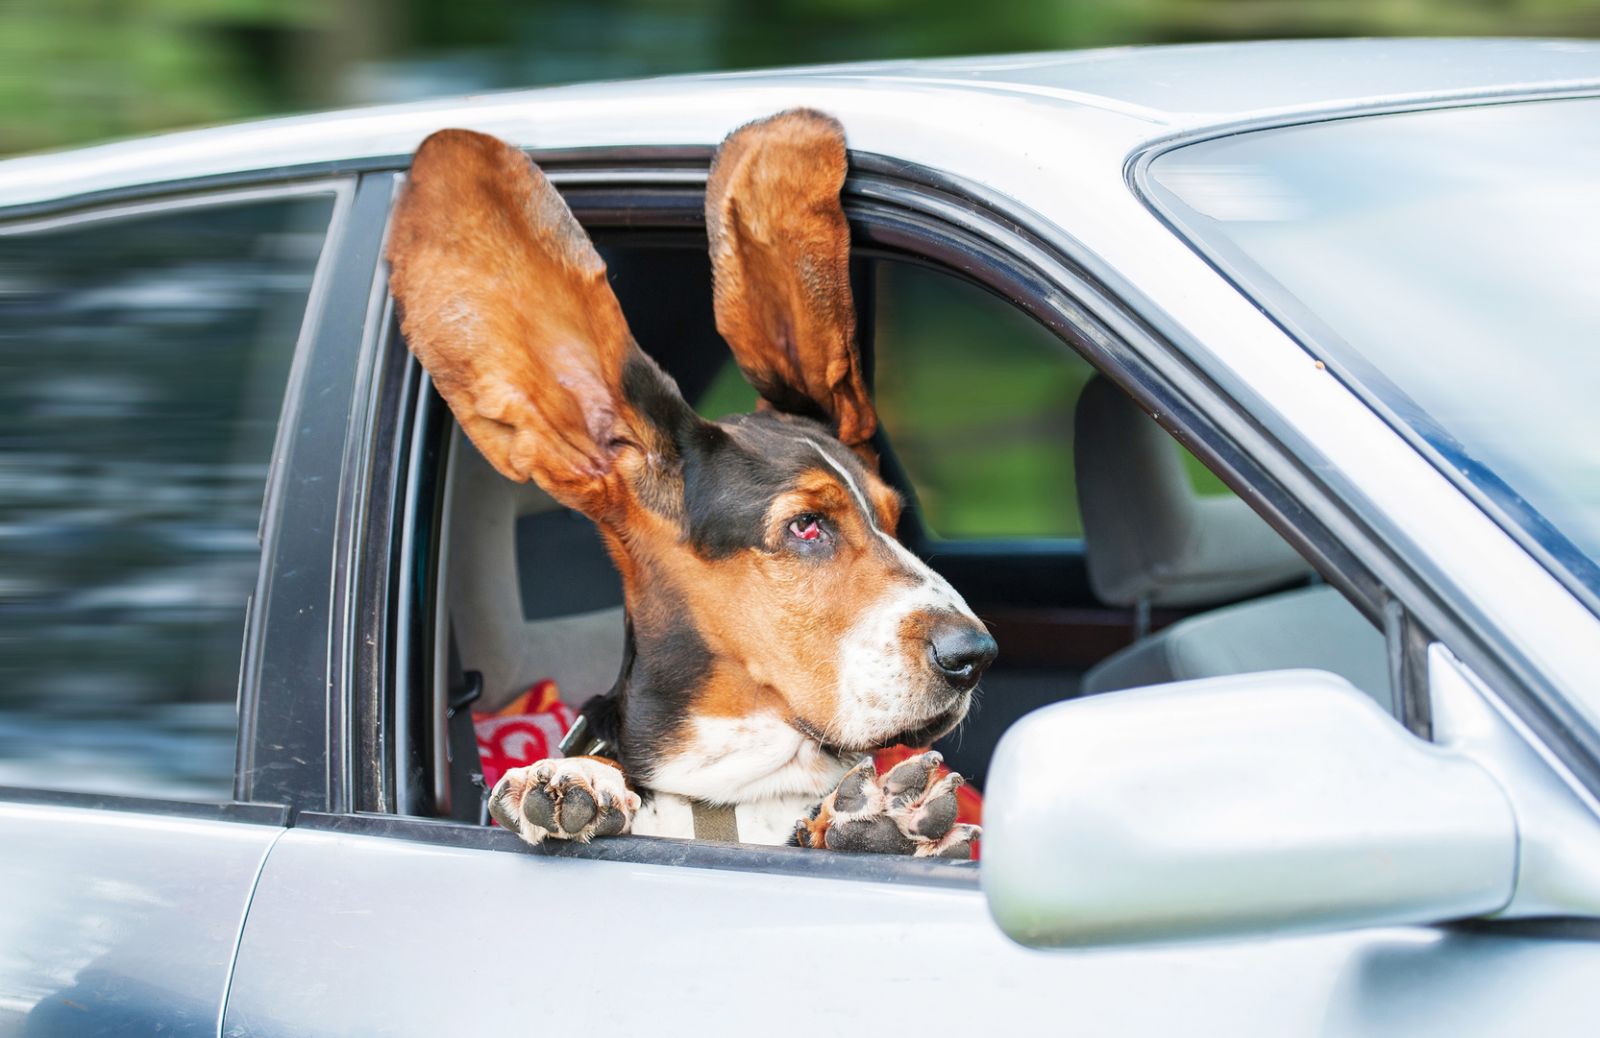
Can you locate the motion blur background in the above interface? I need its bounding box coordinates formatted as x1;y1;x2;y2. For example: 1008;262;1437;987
5;0;1600;155
0;3;1597;798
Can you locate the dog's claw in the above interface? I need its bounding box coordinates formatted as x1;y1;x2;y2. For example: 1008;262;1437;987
791;751;978;859
489;758;638;845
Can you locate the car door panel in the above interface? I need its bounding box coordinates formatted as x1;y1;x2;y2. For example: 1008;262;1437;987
218;823;1600;1036
0;801;283;1035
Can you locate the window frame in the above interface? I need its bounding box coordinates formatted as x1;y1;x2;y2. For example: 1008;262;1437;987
0;179;359;819
350;151;1436;884
236;173;397;814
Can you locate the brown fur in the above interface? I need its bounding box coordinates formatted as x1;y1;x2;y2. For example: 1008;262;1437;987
387;111;990;805
658;505;917;741
389;129;658;522
794;800;835;849
705;110;876;452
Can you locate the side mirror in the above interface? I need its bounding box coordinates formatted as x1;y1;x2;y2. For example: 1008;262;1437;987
981;670;1517;947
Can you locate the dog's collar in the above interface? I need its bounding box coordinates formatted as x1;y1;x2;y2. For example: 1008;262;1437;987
688;800;739;842
558;711;612;758
562;712;743;842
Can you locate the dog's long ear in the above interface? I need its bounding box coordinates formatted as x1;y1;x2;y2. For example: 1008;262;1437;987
389;129;680;520
705;109;875;450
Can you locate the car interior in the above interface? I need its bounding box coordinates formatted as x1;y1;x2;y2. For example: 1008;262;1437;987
419;236;1394;826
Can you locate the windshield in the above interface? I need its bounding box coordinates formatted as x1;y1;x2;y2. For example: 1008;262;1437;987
1145;98;1600;602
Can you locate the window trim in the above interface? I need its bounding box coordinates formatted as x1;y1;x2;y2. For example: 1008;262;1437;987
0;784;289;825
293;809;981;889
0;180;350;237
234;173;396;813
0;180;354;815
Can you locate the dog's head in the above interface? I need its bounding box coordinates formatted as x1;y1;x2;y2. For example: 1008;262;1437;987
387;110;995;769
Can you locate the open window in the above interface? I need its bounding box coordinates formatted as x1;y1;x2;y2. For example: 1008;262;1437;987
376;167;1429;845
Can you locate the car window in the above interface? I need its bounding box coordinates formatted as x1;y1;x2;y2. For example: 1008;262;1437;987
0;192;336;800
870;261;1229;540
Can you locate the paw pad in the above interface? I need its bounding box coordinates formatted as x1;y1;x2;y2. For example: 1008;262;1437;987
800;751;979;859
489;758;639;845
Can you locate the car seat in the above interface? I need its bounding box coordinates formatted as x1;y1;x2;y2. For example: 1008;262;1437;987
1074;376;1392;712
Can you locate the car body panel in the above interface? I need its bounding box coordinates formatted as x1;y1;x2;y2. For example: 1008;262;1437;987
220;826;1600;1037
0;801;282;1034
5;38;1600;209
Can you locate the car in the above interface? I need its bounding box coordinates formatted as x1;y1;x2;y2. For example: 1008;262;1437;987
3;36;1600;1036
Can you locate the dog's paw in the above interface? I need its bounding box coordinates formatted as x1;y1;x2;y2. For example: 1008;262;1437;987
487;757;640;845
791;751;978;859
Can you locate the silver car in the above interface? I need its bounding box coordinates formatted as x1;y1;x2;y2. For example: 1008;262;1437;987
3;37;1600;1036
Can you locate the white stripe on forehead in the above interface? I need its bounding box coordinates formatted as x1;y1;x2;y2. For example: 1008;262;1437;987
792;435;967;594
796;436;879;530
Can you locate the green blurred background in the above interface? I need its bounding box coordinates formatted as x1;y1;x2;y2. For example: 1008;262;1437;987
5;0;1600;155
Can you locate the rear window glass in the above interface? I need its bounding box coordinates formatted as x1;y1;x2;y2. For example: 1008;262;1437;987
0;193;335;799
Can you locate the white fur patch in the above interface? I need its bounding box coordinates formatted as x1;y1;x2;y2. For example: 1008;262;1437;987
832;581;975;748
643;713;854;804
630;791;823;844
629;791;694;839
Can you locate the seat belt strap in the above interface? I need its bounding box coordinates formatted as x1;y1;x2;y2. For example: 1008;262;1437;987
444;625;486;823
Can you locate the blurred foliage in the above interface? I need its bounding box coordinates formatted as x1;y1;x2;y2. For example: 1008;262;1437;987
692;257;1231;539
5;0;1600;154
873;262;1091;538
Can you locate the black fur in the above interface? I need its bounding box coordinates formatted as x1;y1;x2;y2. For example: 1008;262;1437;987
620;353;700;444
611;589;714;783
742;374;831;427
683;412;865;559
680;421;791;559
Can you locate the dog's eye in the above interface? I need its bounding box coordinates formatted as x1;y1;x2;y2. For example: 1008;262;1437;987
787;515;827;544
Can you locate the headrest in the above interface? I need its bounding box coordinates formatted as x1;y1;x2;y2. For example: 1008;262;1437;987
1074;376;1311;608
443;432;625;713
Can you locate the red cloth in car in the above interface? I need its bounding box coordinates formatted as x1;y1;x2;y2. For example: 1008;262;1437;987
472;680;576;793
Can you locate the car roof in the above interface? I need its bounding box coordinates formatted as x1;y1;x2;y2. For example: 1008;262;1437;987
4;37;1600;212
718;37;1600;118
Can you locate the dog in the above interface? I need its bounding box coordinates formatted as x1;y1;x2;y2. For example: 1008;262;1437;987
386;109;996;858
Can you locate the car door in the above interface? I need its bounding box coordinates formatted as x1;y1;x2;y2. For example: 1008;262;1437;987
219;153;1600;1038
0;182;353;1034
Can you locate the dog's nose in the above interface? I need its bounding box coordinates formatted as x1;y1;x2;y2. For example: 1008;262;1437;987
928;620;998;692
